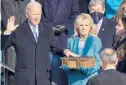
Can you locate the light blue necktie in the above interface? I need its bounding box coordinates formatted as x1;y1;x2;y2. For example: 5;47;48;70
33;26;38;42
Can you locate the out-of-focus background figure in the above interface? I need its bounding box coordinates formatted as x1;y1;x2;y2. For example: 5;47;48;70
105;0;123;19
113;1;126;73
88;0;116;49
41;0;80;85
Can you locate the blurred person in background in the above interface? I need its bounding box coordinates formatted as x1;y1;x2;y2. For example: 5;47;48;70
113;1;126;73
116;41;126;73
88;0;116;49
78;0;90;13
87;48;126;85
1;0;31;31
42;0;80;85
114;1;126;41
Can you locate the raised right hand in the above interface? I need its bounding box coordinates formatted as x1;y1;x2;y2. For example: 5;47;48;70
6;16;16;32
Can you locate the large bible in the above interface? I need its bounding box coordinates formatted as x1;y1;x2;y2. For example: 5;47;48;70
61;56;95;69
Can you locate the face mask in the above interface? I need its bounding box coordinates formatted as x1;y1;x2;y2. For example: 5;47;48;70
90;12;104;24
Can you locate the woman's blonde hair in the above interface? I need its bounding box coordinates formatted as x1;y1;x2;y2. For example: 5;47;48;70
74;13;95;36
116;1;126;21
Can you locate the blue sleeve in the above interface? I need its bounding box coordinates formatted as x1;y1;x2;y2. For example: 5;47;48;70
85;38;102;76
67;37;74;51
93;37;102;71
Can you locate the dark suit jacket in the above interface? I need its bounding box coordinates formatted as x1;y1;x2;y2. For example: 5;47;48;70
42;0;79;48
78;0;90;13
87;69;126;85
1;20;65;85
98;17;116;49
42;0;79;26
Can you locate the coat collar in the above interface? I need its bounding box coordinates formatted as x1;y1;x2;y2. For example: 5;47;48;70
24;20;44;44
71;35;94;56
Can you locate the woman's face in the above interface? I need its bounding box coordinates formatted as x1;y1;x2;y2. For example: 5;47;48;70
116;19;125;33
122;7;126;17
77;20;91;37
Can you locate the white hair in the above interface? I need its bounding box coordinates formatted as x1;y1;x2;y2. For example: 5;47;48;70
88;0;105;12
25;1;42;13
100;48;117;64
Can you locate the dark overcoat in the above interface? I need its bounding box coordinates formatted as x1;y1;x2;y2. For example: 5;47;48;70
1;20;64;85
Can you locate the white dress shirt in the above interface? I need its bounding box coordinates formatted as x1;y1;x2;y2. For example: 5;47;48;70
95;18;103;35
28;22;39;41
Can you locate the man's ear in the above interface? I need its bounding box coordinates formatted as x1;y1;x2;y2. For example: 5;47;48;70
102;8;105;14
26;13;28;18
115;58;118;65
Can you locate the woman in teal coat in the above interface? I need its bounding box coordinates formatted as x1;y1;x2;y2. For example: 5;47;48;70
61;13;102;85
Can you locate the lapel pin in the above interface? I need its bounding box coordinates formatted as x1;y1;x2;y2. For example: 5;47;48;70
102;29;104;31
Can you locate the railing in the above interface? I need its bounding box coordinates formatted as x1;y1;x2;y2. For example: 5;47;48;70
1;47;15;85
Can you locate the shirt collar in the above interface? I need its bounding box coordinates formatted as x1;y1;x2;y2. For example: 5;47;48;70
28;20;38;29
97;18;103;25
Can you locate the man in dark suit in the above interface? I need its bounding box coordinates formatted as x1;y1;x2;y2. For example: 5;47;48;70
86;48;126;85
1;2;77;85
42;0;80;45
42;0;79;26
41;0;80;85
88;0;116;49
78;0;90;13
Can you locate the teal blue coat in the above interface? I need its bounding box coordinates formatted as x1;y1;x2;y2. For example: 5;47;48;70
67;35;102;85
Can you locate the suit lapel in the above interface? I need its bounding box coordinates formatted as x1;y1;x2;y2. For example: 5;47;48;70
24;21;36;44
98;17;105;38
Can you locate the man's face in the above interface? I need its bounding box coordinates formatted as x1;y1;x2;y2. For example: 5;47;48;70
27;6;42;25
90;4;105;14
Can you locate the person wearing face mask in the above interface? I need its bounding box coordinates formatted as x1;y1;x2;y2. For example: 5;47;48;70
88;0;116;49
